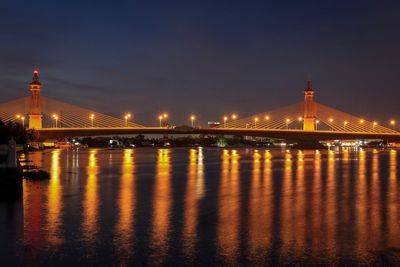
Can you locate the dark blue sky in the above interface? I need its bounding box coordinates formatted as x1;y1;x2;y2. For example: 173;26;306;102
1;1;400;125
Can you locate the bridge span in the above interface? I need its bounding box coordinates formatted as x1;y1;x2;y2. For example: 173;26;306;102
36;127;400;142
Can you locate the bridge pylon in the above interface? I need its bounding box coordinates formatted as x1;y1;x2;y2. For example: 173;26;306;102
303;80;316;131
28;69;42;129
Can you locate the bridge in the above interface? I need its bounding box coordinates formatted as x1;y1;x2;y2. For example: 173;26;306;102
1;69;399;143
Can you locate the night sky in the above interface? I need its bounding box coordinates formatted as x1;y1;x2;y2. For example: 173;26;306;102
1;1;400;126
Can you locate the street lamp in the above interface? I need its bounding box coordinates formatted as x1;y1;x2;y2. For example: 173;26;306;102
190;115;196;127
159;115;163;127
390;120;396;130
286;118;290;129
344;121;348;131
124;113;131;127
316;119;320;130
90;114;94;128
329;118;334;131
16;114;25;127
373;121;378;132
52;114;59;128
254;117;259;128
231;114;237;120
223;116;228;128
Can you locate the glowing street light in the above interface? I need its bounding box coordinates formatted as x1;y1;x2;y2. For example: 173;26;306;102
373;121;378;132
254;117;259;128
316;119;320;130
163;113;168;119
16;114;25;127
359;119;364;124
90;114;95;128
223;116;228;128
286;118;290;129
159;115;163;127
329;118;334;131
231;114;237;120
190;115;196;127
52;114;59;128
124;113;131;127
298;117;303;122
390;120;396;130
343;121;348;131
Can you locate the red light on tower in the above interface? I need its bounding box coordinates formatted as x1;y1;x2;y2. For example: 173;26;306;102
33;69;39;75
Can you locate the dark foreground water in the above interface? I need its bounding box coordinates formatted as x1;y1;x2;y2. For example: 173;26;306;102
1;147;400;266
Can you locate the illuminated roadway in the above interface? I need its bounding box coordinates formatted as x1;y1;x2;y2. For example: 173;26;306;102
36;127;400;142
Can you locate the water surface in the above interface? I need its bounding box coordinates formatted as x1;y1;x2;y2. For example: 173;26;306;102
1;147;400;266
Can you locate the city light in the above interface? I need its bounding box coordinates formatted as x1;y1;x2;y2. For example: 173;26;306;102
223;116;228;128
373;121;378;132
286;118;290;129
232;114;237;120
390;120;396;130
190;115;196;127
124;113;132;127
298;117;302;122
159;115;163;127
316;119;320;130
360;119;364;124
52;114;59;128
90;114;95;127
344;120;348;131
254;117;259;128
328;118;334;131
265;115;270;120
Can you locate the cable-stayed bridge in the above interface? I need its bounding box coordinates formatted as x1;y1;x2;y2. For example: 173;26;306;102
1;70;399;143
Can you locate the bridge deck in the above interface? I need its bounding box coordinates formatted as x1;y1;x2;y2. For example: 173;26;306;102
36;127;400;142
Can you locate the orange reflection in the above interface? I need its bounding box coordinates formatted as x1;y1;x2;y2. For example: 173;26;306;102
388;150;399;247
46;150;63;245
150;149;171;265
182;149;201;257
248;149;271;264
82;149;99;243
281;150;294;252
310;150;323;255
115;149;135;263
356;149;367;251
326;150;336;255
217;149;240;265
370;149;382;249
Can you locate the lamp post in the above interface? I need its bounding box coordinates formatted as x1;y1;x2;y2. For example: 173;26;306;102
190;115;195;127
223;116;228;128
90;114;94;128
329;118;334;131
21;116;25;128
254;117;258;128
390;120;396;131
373;121;378;132
265;115;270;129
286;118;290;129
344;121;348;131
124;113;131;127
52;114;59;128
316;120;320;130
159;115;163;127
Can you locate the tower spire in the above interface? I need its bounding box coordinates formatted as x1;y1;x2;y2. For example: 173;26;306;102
305;79;313;91
30;69;41;85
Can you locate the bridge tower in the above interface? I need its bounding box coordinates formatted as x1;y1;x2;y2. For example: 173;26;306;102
303;80;316;131
29;69;42;129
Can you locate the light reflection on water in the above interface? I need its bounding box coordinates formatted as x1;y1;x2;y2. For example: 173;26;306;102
2;148;400;266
